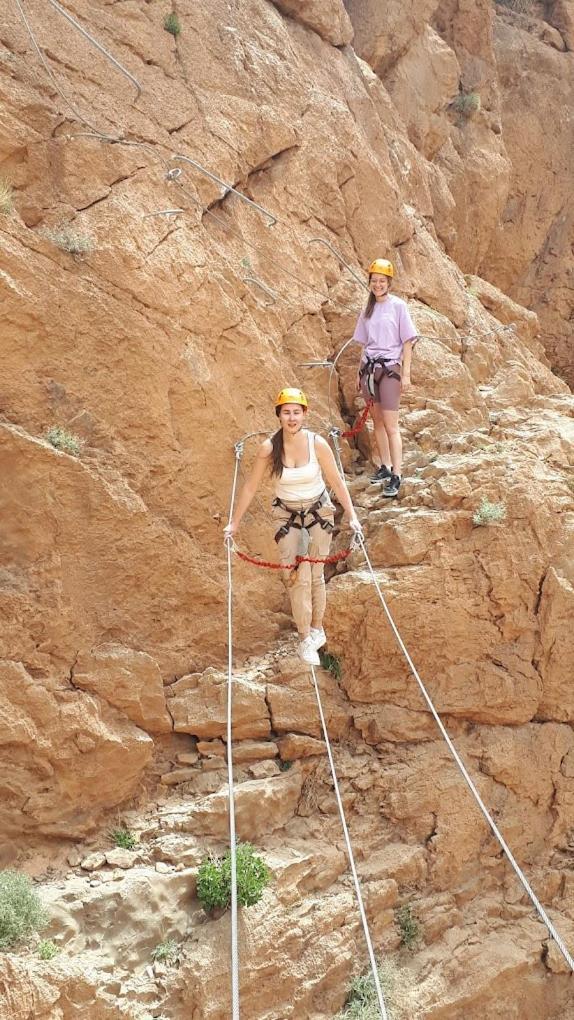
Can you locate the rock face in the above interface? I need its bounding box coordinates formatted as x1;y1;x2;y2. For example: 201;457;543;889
346;0;574;384
0;660;153;836
1;0;574;1017
73;645;172;734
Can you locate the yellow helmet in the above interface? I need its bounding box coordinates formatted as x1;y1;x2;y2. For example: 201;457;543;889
368;258;394;278
275;387;308;412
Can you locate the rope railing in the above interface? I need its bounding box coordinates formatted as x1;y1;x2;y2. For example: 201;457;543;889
224;439;244;1020
309;662;389;1020
327;428;574;975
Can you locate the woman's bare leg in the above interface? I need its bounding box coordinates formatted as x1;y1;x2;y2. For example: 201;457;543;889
371;403;392;468
381;409;402;476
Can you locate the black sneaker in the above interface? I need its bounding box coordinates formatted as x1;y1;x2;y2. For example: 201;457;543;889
383;473;401;498
369;464;392;485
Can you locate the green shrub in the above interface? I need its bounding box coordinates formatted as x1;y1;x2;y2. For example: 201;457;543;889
197;843;270;913
38;939;60;960
45;426;83;457
151;938;179;965
337;958;419;1019
396;904;420;950
472;498;507;526
0;871;47;950
43;227;93;256
319;650;342;681
278;759;292;772
0;178;13;214
110;827;136;851
163;12;181;36
452;91;481;118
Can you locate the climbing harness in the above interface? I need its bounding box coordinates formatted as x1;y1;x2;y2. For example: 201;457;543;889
326;428;574;975
358;356;401;399
272;492;334;543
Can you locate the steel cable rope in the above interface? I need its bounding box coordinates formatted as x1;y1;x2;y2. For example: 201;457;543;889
309;661;389;1020
327;426;574;974
12;0;141;137
226;434;388;1018
224;440;243;1020
17;3;518;355
18;0;548;995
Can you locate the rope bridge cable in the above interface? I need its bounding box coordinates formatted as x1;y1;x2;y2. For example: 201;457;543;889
309;662;389;1020
224;439;244;1020
327;426;574;974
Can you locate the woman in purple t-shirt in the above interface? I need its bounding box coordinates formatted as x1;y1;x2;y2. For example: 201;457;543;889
353;258;418;498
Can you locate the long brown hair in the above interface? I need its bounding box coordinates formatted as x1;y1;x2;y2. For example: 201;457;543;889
270;428;284;478
365;275;392;319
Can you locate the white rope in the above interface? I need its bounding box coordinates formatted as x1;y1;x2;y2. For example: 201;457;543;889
328;428;574;974
309;663;388;1019
225;440;244;1020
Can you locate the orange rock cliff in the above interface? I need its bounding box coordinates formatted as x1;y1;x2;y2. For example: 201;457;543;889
1;0;574;1017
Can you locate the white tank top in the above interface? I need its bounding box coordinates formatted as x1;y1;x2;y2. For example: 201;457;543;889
274;431;325;501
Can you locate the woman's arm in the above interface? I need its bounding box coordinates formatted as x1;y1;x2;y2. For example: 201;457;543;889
224;440;272;537
315;437;362;530
402;339;413;390
353;312;367;392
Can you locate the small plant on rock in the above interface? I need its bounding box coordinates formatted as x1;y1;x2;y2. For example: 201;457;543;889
452;91;481;119
38;939;60;960
0;870;47;950
319;650;342;681
396;903;421;950
0;178;14;214
337;958;419;1019
43;226;93;256
110;827;137;851
151;938;179;965
472;497;507;526
163;12;181;36
197;843;270;913
278;759;292;772
45;426;83;457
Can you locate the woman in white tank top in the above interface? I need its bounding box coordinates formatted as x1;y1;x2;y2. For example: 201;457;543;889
225;388;362;666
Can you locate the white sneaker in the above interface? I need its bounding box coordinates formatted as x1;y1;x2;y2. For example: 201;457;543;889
310;627;326;650
298;636;320;666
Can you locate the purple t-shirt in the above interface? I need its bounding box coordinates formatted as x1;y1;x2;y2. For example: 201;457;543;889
353;295;418;363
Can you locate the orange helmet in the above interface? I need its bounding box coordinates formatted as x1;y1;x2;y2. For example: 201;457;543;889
368;258;394;278
275;387;308;415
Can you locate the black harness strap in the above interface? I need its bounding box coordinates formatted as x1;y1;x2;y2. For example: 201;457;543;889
359;356;401;398
272;490;334;544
